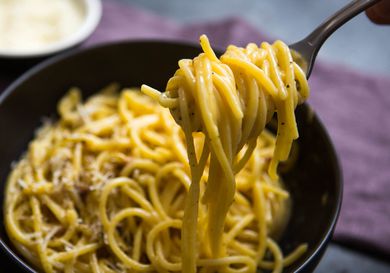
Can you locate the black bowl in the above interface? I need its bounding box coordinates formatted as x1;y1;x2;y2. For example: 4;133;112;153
0;41;342;273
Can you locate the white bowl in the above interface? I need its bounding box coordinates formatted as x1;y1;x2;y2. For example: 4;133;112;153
0;0;102;59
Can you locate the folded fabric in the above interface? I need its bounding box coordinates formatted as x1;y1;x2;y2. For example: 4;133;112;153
1;0;389;257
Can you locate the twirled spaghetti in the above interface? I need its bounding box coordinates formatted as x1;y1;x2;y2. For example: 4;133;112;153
142;35;309;273
4;35;309;273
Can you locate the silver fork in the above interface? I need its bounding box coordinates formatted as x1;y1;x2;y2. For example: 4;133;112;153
290;0;381;78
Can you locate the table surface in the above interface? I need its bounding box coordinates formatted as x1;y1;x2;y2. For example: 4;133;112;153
122;0;390;272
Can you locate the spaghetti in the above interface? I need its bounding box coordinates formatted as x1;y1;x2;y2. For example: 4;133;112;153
4;35;309;273
142;35;309;272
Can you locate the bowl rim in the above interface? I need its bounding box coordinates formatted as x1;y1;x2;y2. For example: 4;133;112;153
292;110;343;272
0;39;343;273
0;0;102;59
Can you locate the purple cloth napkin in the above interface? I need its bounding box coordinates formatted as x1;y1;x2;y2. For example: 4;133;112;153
2;0;390;257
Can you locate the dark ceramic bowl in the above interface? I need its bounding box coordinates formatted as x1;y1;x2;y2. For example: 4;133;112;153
0;41;342;273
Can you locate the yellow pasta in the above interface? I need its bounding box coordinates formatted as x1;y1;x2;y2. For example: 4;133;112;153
142;35;309;272
4;35;309;273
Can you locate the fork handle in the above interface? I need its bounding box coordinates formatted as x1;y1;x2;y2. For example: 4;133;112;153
305;0;381;49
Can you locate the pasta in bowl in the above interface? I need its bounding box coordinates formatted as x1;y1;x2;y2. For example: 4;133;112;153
0;38;341;273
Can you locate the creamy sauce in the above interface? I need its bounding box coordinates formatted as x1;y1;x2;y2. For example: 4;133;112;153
0;0;85;52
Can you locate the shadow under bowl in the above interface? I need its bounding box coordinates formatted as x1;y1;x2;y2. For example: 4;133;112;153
0;41;342;273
